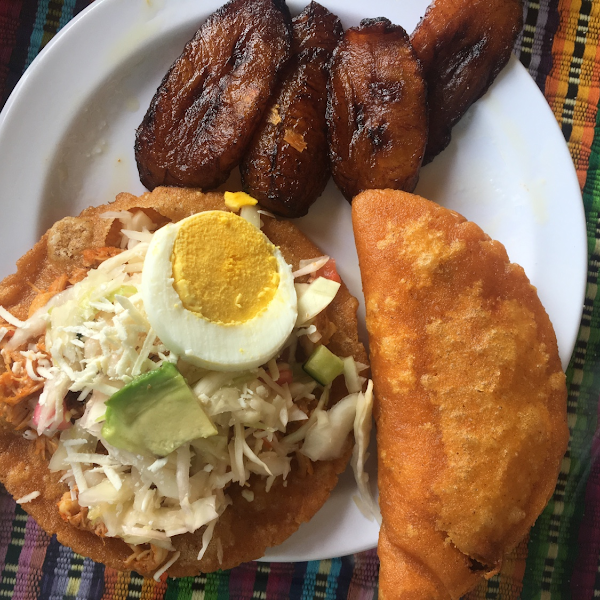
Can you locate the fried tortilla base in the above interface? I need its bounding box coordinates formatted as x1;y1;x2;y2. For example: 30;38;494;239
352;189;568;599
0;187;367;577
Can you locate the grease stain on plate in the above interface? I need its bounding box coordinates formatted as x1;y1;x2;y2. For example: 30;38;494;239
106;0;166;65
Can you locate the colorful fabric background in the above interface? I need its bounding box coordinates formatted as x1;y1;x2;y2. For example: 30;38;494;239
0;0;599;598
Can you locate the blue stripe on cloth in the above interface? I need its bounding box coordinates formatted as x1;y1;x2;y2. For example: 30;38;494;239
24;0;50;69
38;536;76;600
39;535;63;599
59;0;76;30
300;560;320;599
75;557;105;600
325;558;342;600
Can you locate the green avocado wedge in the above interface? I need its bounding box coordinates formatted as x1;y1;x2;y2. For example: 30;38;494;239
101;362;217;457
303;344;345;386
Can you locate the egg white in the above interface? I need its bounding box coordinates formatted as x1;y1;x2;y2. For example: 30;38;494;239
141;214;298;371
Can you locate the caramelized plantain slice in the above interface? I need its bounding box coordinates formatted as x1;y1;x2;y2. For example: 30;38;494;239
135;0;292;191
327;18;427;202
240;2;343;218
411;0;523;163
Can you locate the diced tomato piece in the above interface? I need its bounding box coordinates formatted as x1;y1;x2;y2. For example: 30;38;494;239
276;368;294;386
315;258;341;283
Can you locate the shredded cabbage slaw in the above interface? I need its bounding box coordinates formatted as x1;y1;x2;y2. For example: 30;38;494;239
0;208;378;575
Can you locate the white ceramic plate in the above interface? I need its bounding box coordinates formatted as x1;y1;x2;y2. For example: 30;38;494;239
0;0;587;562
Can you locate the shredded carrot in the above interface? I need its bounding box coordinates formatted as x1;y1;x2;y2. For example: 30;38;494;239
69;268;88;284
34;435;58;460
0;401;32;430
0;371;43;405
83;246;123;267
48;273;69;294
26;282;43;294
28;273;70;316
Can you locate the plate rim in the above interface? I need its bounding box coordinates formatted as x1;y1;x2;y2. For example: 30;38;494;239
0;0;588;563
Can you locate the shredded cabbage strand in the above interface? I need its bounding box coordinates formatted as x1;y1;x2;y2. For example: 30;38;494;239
0;210;377;568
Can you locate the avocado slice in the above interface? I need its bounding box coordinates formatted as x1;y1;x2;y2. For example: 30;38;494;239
303;344;345;386
101;362;217;457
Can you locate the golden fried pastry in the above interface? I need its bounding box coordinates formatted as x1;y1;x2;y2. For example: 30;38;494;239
411;0;523;163
0;187;367;578
352;189;568;599
240;1;342;217
135;0;292;190
327;18;427;201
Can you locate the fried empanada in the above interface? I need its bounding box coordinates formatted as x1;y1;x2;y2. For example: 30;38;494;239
352;189;568;599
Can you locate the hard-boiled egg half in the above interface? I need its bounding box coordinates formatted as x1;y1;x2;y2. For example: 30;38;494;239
141;210;297;371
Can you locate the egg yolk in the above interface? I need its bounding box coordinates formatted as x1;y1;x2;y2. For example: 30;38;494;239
171;212;280;325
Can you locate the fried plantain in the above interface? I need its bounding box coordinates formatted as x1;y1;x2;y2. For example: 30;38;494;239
134;0;292;191
240;2;342;218
411;0;523;163
326;18;427;202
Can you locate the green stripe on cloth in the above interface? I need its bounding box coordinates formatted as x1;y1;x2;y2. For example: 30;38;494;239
585;108;600;244
521;81;600;600
0;507;28;597
165;575;192;600
205;570;230;599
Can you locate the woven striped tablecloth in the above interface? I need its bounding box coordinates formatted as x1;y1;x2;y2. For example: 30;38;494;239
1;0;599;598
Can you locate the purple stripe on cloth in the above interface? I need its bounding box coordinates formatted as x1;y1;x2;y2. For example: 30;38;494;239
228;561;258;599
346;549;379;600
1;0;35;108
535;0;560;89
264;562;295;599
0;491;17;576
516;0;561;91
527;0;551;83
12;516;50;600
